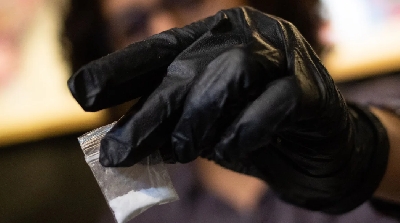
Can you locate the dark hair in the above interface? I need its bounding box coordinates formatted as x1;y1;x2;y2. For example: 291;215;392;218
64;0;322;73
63;0;113;73
249;0;322;54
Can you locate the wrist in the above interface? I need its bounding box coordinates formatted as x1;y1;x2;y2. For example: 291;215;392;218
370;107;400;203
323;103;390;213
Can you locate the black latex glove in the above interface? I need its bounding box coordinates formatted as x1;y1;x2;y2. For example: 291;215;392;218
68;7;389;214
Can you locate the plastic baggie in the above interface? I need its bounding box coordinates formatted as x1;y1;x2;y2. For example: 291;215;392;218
78;122;179;223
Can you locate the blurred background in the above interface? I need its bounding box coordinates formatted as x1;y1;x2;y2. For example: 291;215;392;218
321;0;400;81
0;0;107;147
0;0;399;222
0;1;110;222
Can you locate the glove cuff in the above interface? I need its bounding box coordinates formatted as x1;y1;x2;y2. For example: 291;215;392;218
323;103;389;214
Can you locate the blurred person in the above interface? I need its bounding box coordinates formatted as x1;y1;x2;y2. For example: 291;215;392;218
64;0;400;222
0;0;43;88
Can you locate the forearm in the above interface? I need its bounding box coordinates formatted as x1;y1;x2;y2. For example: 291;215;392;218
371;107;400;203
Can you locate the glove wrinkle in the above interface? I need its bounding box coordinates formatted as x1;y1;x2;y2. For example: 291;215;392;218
172;46;274;163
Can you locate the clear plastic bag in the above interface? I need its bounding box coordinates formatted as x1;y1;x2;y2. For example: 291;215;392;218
78;122;179;223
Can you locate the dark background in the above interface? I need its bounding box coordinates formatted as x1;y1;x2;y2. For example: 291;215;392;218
0;134;115;223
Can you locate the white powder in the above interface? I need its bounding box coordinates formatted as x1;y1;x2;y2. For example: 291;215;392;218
109;187;176;223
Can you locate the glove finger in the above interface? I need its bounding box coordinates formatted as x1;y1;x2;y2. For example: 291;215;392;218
214;75;299;162
98;38;235;167
171;46;278;163
98;95;180;167
97;60;196;167
67;16;218;112
97;9;252;167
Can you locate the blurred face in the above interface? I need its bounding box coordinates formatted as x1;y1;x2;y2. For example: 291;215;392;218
0;0;42;87
101;0;247;50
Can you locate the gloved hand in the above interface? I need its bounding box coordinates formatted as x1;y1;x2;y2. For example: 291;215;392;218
68;7;389;214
